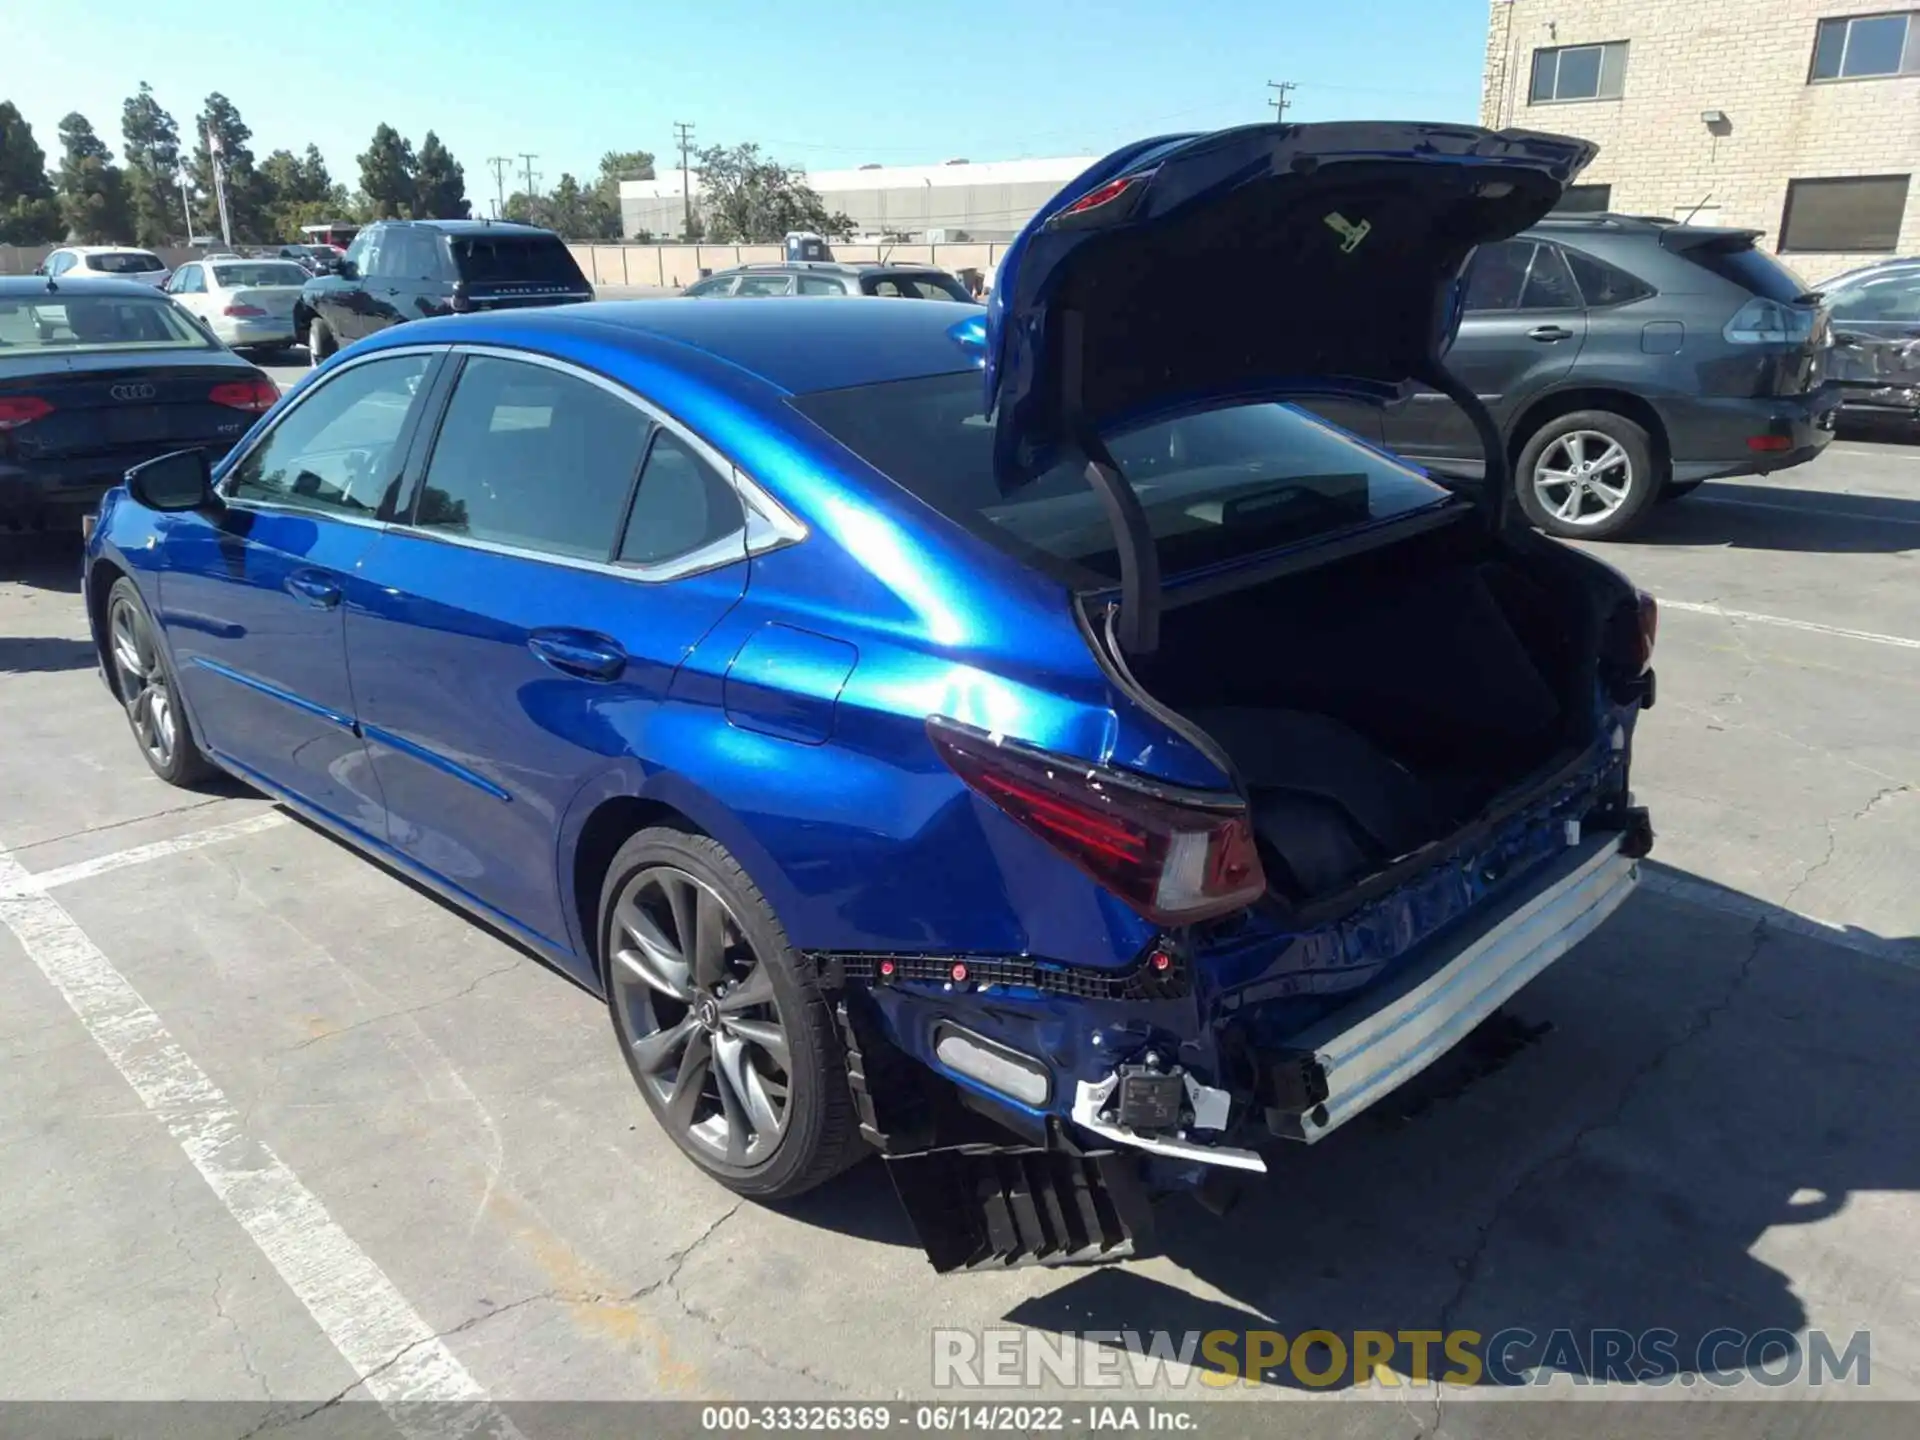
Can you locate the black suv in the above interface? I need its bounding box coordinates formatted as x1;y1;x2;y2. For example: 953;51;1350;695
296;220;593;366
1312;213;1837;539
682;261;974;301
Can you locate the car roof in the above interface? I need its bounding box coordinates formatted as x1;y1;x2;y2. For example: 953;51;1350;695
60;244;162;255
372;296;984;395
0;275;173;297
371;218;555;237
720;261;954;278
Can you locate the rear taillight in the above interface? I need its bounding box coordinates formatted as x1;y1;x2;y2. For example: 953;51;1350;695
1724;297;1817;345
926;717;1266;925
1047;169;1155;230
222;303;268;317
209;379;278;412
0;396;54;430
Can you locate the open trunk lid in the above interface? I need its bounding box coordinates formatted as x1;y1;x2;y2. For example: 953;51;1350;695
982;121;1594;652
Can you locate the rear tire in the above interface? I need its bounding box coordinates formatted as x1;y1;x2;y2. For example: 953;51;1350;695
1515;410;1660;540
105;577;216;789
307;316;335;367
600;827;863;1201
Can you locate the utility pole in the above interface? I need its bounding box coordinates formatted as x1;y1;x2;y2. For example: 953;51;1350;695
177;167;194;244
1267;81;1297;122
205;125;233;247
486;156;513;218
673;121;696;238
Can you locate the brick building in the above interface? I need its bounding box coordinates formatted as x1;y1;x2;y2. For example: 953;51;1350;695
1480;0;1920;280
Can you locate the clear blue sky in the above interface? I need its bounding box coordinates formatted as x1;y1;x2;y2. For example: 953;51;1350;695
1;0;1487;200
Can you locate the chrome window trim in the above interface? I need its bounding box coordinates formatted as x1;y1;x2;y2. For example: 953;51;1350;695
214;344;443;522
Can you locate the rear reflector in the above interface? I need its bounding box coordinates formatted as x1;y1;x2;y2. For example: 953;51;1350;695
933;1025;1051;1106
926;716;1266;925
1746;434;1793;452
0;396;54;430
209;379;279;412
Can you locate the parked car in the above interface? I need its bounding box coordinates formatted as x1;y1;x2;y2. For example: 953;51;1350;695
1319;212;1839;539
164;257;309;357
0;277;276;532
295;219;593;366
683;261;975;301
84;121;1655;1272
35;246;172;289
274;243;342;276
1820;257;1920;431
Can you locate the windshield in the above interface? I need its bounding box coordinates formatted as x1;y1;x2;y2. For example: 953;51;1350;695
87;251;165;274
0;294;215;353
212;262;309;288
451;235;586;285
791;371;1452;585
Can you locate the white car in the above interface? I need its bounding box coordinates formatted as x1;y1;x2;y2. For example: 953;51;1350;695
164;256;309;356
36;246;172;288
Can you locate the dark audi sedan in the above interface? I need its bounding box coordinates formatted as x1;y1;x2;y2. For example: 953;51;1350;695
0;276;277;532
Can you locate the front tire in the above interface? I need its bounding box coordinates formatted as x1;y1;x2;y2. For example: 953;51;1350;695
1515;410;1660;540
601;827;862;1200
307;316;335;367
106;578;216;788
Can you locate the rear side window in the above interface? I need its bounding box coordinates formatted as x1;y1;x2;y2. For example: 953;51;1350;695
618;431;745;566
1561;246;1657;306
797;275;848;295
864;274;969;300
451;234;586;286
733;274;793;296
412;356;650;560
88;251;164;274
791;372;1450;585
1683;241;1810;301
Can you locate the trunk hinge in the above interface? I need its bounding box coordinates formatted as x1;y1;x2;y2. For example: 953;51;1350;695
1062;308;1161;655
1422;361;1517;537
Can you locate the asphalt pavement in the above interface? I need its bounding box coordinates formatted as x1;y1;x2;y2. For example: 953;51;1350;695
1;424;1918;1432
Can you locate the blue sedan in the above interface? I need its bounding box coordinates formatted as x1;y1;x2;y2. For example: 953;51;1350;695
85;121;1657;1272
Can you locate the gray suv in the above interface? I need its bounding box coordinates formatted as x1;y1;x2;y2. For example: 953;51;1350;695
683;261;974;302
1309;212;1839;539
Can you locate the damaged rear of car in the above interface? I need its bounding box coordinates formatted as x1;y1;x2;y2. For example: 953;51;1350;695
776;122;1658;1272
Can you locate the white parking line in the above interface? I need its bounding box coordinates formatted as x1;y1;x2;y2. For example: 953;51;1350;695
0;848;523;1439
1659;598;1920;652
0;811;291;898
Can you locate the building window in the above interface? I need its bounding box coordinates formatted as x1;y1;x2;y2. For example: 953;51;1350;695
1778;175;1911;252
1810;12;1920;80
1555;184;1614;214
1529;41;1629;102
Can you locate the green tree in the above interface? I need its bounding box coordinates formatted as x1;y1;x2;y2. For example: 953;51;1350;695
0;101;62;244
260;144;350;239
187;92;269;241
590;148;653;239
357;124;416;219
121;82;185;245
691;143;851;244
412;132;469;219
54;112;131;243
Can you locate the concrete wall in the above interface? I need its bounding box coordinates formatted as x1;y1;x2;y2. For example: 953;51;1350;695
1480;0;1920;282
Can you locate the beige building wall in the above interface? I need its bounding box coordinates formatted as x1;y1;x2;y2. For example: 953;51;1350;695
1480;0;1920;281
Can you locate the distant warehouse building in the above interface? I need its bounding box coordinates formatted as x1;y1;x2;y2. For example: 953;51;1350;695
619;156;1097;243
1481;0;1920;279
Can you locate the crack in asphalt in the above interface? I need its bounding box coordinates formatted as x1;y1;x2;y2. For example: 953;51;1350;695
7;796;237;854
284;961;524;1053
1433;916;1774;1340
1783;782;1914;911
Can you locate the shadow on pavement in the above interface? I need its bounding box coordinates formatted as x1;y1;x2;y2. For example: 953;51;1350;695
1628;482;1920;554
0;635;98;674
0;532;83;593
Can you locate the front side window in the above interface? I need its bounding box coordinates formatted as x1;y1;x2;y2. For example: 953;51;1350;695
733;274;794;296
797;275;849;295
342;228;378;276
790;372;1451;586
1529;40;1629;102
684;275;736;296
1827;269;1920;320
1779;174;1911;252
1811;12;1919;79
410;356;651;560
169;265;203;294
225;354;431;515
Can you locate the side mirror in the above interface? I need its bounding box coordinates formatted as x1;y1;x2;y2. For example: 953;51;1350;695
335;259;358;280
33;265;46;276
127;449;216;512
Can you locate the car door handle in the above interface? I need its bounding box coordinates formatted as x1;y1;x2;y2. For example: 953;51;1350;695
1527;325;1575;342
528;629;627;681
285;571;341;608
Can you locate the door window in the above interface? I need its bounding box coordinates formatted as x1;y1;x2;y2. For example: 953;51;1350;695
617;431;746;566
684;275;736;296
1518;243;1581;310
224;354;432;517
733;274;794;296
797;275;848;295
1462;241;1581;313
410;356;652;561
47;252;75;276
1828;271;1920;321
344;228;381;276
170;265;204;294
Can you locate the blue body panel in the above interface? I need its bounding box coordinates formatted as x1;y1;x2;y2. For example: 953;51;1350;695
83;226;1638;1145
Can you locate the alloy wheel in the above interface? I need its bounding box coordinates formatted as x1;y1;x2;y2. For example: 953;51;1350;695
1532;429;1635;528
109;597;177;769
608;864;793;1167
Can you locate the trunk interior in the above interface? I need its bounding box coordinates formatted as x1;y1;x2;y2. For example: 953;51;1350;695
1125;516;1599;905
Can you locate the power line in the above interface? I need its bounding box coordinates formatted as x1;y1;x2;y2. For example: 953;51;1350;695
672;121;696;238
486;156;513;218
1267;80;1297;122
